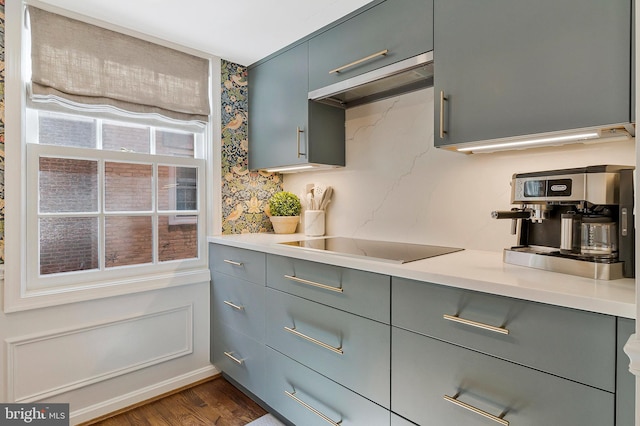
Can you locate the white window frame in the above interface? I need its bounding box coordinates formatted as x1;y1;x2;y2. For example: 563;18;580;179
4;0;222;312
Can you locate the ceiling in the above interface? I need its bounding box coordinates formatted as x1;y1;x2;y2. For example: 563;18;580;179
36;0;375;66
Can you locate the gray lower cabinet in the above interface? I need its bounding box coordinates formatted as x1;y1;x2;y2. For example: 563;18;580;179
391;413;417;426
265;288;390;408
211;320;265;397
617;318;636;426
248;42;345;171
264;346;390;426
308;0;433;92
392;276;616;392
266;254;390;324
210;244;266;397
392;327;615;426
434;0;631;148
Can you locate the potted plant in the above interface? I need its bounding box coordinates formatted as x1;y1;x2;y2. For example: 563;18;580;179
268;191;302;234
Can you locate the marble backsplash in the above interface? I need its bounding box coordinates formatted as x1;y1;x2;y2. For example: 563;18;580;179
284;87;636;252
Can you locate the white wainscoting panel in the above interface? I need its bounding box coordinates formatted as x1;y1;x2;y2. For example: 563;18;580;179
6;304;194;402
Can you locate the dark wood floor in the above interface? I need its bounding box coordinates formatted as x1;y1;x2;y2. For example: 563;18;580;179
85;377;267;426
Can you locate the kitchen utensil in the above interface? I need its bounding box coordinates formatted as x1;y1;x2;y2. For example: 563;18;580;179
319;186;333;210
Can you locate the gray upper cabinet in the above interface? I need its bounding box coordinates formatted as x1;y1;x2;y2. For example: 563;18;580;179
248;42;345;171
434;0;631;148
308;0;434;92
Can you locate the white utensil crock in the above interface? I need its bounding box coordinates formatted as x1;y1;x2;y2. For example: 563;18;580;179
304;210;325;236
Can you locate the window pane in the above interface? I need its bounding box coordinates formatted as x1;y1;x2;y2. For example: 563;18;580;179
105;216;152;267
39;157;98;213
158;166;197;211
39;113;96;148
158;216;198;262
155;130;194;157
103;123;150;154
40;217;99;275
105;162;153;211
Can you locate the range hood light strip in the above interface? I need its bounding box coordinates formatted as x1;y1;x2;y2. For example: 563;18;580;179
457;132;601;153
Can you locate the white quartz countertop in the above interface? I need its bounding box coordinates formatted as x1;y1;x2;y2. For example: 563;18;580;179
208;233;636;319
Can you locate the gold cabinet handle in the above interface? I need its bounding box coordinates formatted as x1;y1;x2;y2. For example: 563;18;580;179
223;351;244;365
329;49;389;74
443;314;509;335
297;127;305;158
439;90;448;139
444;394;509;426
284;326;344;355
284;274;343;293
285;390;342;426
223;259;243;267
223;300;245;311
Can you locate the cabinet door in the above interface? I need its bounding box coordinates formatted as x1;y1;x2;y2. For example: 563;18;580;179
266;289;391;408
264;347;390;426
392;327;615;426
617;318;636;426
267;254;390;323
209;244;265;285
392;277;616;392
211;272;265;342
211;321;265;398
434;0;631;147
309;0;434;91
248;43;309;170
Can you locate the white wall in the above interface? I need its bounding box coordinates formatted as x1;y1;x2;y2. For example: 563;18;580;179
285;87;636;252
0;277;215;424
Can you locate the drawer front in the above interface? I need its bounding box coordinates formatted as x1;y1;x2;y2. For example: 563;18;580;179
392;277;616;391
211;322;264;398
392;327;614;426
210;244;265;285
308;0;433;91
267;254;390;323
266;288;390;408
211;272;265;342
264;347;390;426
617;318;636;426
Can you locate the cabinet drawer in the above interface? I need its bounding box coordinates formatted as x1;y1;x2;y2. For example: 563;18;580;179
392;327;614;426
264;347;390;426
211;322;264;398
211;272;265;342
308;0;433;91
267;254;390;323
391;413;417;426
392;277;616;391
210;244;265;285
266;288;390;408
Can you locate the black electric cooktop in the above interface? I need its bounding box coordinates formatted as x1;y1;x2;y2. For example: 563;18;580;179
279;237;463;264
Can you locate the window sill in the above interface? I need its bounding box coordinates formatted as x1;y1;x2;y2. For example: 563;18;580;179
3;267;211;313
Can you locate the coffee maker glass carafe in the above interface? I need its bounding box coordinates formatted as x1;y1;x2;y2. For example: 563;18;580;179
580;216;618;259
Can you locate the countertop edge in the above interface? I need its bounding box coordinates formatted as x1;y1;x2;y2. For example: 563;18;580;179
208;234;636;319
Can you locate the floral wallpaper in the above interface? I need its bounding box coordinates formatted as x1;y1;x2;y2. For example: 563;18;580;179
221;60;281;234
0;0;5;264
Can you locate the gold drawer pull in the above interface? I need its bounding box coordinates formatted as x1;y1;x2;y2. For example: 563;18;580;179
329;49;389;74
223;259;244;267
223;300;245;311
284;274;343;293
223;351;244;365
443;314;509;335
285;390;342;426
444;394;509;426
284;326;344;355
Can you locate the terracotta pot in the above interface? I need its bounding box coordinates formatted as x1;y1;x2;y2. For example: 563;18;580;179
270;216;300;234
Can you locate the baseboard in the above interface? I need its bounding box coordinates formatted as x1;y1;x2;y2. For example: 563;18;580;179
71;365;219;425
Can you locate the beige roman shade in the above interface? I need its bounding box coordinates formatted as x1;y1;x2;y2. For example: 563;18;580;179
28;6;210;122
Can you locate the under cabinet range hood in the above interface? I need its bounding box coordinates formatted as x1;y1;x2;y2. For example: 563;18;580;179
309;52;434;109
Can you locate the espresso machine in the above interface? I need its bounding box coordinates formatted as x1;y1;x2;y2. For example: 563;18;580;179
492;165;634;280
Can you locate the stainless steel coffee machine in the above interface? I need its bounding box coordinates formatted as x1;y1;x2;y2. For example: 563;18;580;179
492;165;634;280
